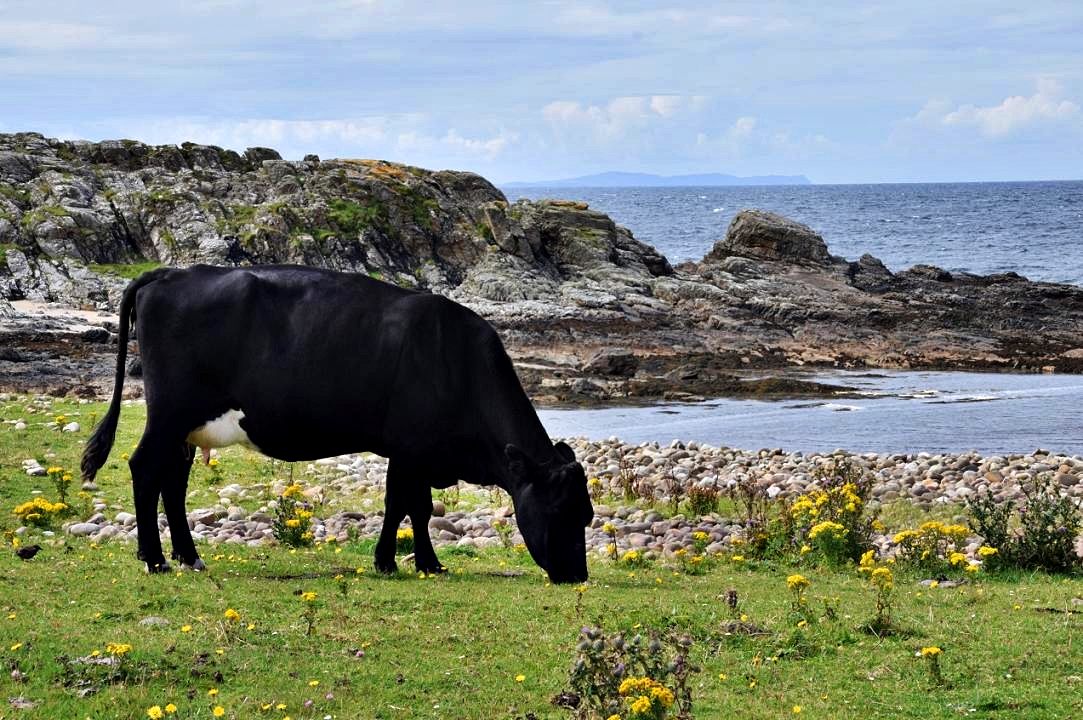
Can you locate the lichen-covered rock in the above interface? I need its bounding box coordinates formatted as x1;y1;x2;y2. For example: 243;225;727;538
4;131;1083;405
705;209;834;265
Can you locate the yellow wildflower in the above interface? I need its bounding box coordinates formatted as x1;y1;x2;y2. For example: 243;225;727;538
212;706;225;717
223;608;241;622
786;574;810;591
300;591;318;602
920;646;942;657
164;704;177;714
147;706;164;719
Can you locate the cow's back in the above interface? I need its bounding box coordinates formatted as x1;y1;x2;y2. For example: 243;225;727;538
133;265;510;464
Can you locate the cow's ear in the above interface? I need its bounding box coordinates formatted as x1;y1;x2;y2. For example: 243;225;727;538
505;444;530;483
553;441;576;464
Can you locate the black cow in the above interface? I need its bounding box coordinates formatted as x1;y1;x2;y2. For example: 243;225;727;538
81;265;593;583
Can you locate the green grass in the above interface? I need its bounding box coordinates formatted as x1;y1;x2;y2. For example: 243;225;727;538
1;396;1081;719
89;261;165;279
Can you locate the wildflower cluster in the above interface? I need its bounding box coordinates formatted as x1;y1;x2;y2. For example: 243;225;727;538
395;527;415;554
300;590;319;636
47;465;73;506
791;460;878;564
567;626;697;720
892;521;970;573
857;550;896;634
272;483;315;548
786;574;811;617
618;676;675;720
13;496;69;527
619;549;649;570
603;522;619;562
918;645;945;686
967;476;1082;573
671;547;710;576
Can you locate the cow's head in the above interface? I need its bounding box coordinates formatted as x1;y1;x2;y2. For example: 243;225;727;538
506;442;594;584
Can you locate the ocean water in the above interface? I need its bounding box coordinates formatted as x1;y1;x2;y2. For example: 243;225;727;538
504;181;1083;286
505;181;1083;452
538;370;1083;456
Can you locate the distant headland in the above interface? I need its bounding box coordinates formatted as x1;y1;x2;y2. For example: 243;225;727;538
502;171;812;188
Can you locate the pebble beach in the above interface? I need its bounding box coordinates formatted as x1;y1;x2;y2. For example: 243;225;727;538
23;437;1083;565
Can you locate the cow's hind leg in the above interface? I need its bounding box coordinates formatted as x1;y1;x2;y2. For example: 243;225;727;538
129;432;182;573
163;443;204;570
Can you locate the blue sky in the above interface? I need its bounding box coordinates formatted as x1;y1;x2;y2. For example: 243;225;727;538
2;1;1081;184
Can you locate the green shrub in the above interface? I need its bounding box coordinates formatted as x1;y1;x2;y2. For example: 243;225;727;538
967;475;1082;573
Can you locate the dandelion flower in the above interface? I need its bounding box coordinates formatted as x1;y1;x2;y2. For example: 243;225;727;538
300;591;318;602
308;680;320;687
181;625;192;633
208;688;218;697
164;704;177;714
212;706;225;717
147;706;164;719
223;608;241;622
515;674;525;683
920;646;942;657
793;705;802;714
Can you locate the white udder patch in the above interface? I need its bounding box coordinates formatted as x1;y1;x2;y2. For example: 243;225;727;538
187;409;260;451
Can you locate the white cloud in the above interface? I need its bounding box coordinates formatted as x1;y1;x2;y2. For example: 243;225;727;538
136;118;389;154
440;129;519;159
728;116;757;141
906;80;1080;138
541;94;706;143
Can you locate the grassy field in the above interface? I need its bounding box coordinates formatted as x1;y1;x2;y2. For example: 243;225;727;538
1;396;1081;719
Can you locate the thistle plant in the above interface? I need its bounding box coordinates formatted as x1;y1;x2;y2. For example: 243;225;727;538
491;518;514;549
967;475;1082;573
685;484;720;517
567;626;697;720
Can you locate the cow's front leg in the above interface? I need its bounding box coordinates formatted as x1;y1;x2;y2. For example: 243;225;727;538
129;437;170;573
374;460;409;574
163;443;204;571
406;488;445;575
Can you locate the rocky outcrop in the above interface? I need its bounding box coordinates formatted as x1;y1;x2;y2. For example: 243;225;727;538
3;132;1083;404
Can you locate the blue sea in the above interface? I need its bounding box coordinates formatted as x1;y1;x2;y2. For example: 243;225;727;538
506;181;1083;454
505;181;1083;285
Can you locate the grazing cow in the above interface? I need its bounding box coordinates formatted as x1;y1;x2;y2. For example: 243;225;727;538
81;265;594;583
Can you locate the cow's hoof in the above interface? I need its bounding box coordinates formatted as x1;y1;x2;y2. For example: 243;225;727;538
417;563;448;575
145;560;172;574
374;559;398;575
182;558;206;572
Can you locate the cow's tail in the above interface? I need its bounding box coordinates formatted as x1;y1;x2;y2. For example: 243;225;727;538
81;268;171;483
